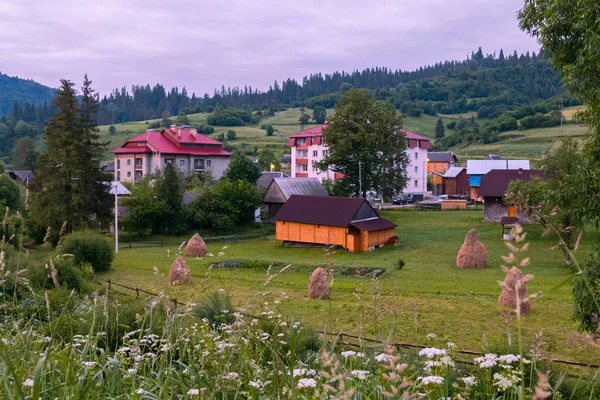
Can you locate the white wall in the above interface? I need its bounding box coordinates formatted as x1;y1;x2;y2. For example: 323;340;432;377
290;140;335;181
403;146;429;194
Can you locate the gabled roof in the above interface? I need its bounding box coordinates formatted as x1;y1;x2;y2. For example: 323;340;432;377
466;160;530;175
478;169;544;197
289;125;327;138
276;195;372;227
6;169;34;183
106;181;131;196
256;172;290;190
287;126;431;149
271;178;328;199
427;151;457;163
100;161;115;172
351;218;397;231
443;167;466;178
487;154;502;160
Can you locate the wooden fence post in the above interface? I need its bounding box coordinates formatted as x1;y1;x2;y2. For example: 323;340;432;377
135;288;140;298
129;241;132;248
107;279;112;289
173;298;178;312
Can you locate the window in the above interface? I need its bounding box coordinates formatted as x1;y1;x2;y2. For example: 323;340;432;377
322;150;328;156
296;138;306;145
414;166;418;173
127;159;131;166
194;159;205;169
117;160;120;168
135;158;142;166
313;150;318;157
414;152;418;160
300;165;308;172
207;160;211;167
414;179;418;187
180;160;185;166
298;151;307;158
127;171;131;178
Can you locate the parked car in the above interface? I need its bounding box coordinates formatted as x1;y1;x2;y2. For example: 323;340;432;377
439;194;449;201
393;194;414;205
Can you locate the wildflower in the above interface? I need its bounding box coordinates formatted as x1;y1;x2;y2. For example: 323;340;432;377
297;378;317;389
218;252;224;256
341;350;356;358
23;379;34;387
222;245;228;249
417;376;444;385
446;342;456;349
187;388;200;395
249;380;266;389
223;372;239;381
474;353;498;368
136;388;146;394
418;347;447;359
498;354;520;364
351;370;369;380
426;333;437;341
375;353;394;362
461;376;477;387
82;361;97;367
493;372;520;390
118;346;132;354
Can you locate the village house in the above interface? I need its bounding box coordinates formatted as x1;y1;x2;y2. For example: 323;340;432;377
441;167;469;196
466;159;530;201
275;195;397;252
286;125;432;195
427;152;457;174
478;169;544;222
256;171;290;192
111;125;231;182
264;178;328;222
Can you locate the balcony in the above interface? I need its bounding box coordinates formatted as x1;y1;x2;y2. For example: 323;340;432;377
135;164;143;170
295;158;308;165
295;172;308;178
296;144;309;151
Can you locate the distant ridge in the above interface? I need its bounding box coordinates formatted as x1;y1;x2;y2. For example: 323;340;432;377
0;72;56;115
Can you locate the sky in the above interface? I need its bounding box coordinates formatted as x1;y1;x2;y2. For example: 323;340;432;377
0;0;540;97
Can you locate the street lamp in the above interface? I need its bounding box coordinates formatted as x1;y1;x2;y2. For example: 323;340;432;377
423;158;429;197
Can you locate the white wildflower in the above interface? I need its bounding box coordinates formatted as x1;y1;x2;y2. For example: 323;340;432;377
187;388;200;395
375;353;394;362
426;333;437;341
351;370;369;380
82;361;97;367
461;376;477;387
417;376;444;385
23;379;34;387
341;350;357;358
498;354;520;364
418;347;447;359
218;252;224;256
223;372;238;381
297;378;317;389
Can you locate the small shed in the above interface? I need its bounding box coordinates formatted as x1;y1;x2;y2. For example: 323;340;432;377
256;171;290;191
478;169;544;222
442;167;469;196
264;178;328;222
275;195;397;252
466;159;531;200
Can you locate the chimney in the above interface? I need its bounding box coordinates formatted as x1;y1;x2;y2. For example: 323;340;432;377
190;128;197;139
177;127;182;138
518;168;523;174
170;124;176;134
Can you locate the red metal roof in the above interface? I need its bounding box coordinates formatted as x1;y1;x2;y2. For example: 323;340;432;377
111;127;231;156
289;125;327;138
287;126;431;149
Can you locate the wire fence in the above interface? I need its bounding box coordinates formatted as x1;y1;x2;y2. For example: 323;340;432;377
93;275;600;371
118;233;272;249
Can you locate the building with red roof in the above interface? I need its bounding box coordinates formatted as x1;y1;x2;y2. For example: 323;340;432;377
286;125;432;194
111;125;231;182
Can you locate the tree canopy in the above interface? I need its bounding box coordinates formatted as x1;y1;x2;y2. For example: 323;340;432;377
320;88;408;198
223;153;261;185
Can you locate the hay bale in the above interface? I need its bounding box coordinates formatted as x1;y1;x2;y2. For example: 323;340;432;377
185;233;207;257
169;256;191;285
308;268;330;300
499;267;530;314
456;229;488;269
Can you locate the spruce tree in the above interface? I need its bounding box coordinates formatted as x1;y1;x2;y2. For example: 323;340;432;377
155;162;182;233
30;77;111;235
435;118;445;138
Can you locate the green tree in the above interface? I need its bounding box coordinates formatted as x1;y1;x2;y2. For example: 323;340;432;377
13;120;36;137
161;117;173;128
121;179;166;234
319;88;408;198
0;173;20;209
298;106;310;130
312;106;326;124
156;162;183;234
257;149;278;171
0;160;4;173
226;130;236;141
108;125;117;135
177;112;190;125
223;153;261;185
265;125;274;136
11;137;37;170
435;118;445;138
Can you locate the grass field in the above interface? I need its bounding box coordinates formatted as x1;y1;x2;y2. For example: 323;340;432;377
101;210;599;364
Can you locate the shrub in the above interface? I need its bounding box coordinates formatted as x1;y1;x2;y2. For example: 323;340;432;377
396;258;406;270
193;291;236;326
61;232;114;273
239;260;271;269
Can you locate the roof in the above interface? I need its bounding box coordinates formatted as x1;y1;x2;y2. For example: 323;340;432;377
106;181;131;196
256;172;290;190
6;169;34;182
478;169;544;198
427;152;457;163
289;125;327;138
111;126;231;156
100;161;115;172
272;178;328;199
443;167;466;178
351;218;397;232
466;160;530;175
487;154;502;160
276;195;371;227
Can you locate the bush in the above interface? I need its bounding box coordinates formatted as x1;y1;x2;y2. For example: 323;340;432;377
226;130;236;141
61;232;114;273
239;260;271;269
193;291;236;326
396;258;406;270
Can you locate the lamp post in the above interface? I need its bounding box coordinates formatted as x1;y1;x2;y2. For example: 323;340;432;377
423;159;428;197
113;182;119;254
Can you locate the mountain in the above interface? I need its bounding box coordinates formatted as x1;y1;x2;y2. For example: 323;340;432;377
0;72;56;115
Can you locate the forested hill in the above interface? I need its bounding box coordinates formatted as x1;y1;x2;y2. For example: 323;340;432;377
92;48;567;125
0;73;55;114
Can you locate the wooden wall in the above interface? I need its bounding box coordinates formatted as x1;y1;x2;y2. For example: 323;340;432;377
483;197;530;222
276;221;347;247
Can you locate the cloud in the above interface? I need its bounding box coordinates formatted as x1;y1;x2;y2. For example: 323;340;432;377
0;0;539;95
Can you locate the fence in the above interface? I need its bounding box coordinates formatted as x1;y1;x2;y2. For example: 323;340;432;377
93;276;600;371
118;232;272;249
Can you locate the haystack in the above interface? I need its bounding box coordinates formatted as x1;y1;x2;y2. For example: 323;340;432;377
498;267;530;314
456;229;488;269
169;256;192;285
308;268;330;300
185;233;207;257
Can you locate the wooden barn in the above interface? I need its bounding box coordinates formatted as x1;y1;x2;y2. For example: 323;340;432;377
264;178;328;222
478;169;544;222
442;167;469;196
275;195;397;252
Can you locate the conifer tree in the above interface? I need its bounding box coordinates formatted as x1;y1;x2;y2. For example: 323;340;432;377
435;118;445;138
155;162;183;234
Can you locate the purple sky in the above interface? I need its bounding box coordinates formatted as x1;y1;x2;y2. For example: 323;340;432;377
0;0;539;96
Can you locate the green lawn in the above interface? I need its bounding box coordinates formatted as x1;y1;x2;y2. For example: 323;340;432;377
101;210;599;364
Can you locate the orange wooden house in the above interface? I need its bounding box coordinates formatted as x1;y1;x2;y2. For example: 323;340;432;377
275;195;397;252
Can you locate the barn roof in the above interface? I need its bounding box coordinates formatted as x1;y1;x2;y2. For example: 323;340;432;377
466;159;530;175
478;169;544;198
443;167;465;178
427;151;457;163
256;172;290;190
272;178;328;199
276;195;380;227
351;218;397;231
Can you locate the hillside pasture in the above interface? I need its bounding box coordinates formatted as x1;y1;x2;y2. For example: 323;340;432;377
102;210;599;364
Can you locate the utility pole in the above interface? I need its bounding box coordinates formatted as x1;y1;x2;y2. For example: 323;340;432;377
358;160;362;197
277;105;280;134
113;182;119;254
560;95;564;132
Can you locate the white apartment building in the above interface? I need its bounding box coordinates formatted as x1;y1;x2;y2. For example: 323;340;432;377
286;125;432;194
